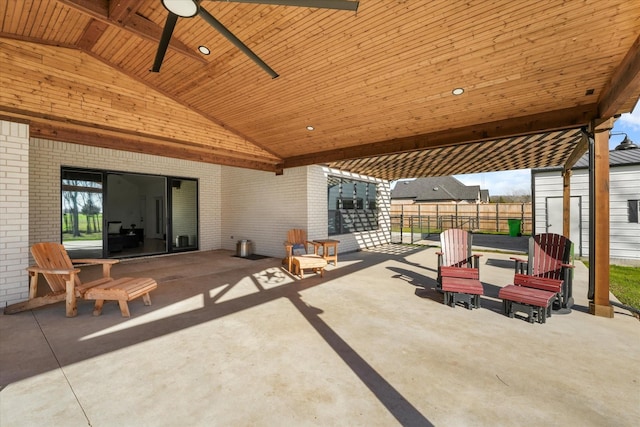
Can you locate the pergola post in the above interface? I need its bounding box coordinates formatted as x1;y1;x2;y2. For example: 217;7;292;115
589;119;614;318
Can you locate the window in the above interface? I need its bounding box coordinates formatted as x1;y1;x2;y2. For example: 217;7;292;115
328;177;378;235
629;200;640;223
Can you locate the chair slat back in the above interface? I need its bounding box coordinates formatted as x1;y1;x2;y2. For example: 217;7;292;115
529;233;571;279
31;242;75;293
440;229;472;267
287;229;307;245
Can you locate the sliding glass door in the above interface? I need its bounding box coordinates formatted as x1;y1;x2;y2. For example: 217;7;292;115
62;168;199;259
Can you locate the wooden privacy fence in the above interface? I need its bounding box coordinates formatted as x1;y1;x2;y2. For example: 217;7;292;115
390;203;532;244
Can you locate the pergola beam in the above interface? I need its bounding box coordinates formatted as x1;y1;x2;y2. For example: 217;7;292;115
284;105;598;168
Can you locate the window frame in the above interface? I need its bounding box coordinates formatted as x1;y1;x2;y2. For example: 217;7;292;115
328;176;378;236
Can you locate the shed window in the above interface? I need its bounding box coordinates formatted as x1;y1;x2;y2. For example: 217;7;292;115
629;200;640;223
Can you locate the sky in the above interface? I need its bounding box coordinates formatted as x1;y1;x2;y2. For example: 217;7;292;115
453;104;640;196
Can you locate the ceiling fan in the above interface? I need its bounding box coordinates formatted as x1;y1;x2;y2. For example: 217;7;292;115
152;0;360;78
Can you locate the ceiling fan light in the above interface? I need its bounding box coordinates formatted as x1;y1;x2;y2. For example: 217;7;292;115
162;0;198;18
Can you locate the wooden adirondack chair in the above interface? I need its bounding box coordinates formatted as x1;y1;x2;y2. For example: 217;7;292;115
510;233;574;309
284;229;327;278
436;229;482;286
4;242;157;317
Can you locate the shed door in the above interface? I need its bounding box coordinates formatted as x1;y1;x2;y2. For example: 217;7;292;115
546;196;582;255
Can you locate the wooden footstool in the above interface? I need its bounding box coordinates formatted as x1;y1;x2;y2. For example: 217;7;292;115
440;277;484;309
83;277;158;317
292;255;327;279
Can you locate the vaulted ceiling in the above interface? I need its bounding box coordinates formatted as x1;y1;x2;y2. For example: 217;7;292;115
1;0;639;179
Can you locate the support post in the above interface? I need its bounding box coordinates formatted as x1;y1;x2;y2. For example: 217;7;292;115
562;169;572;238
589;119;614;318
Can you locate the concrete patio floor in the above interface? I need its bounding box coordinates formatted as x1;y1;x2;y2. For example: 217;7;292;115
1;243;638;426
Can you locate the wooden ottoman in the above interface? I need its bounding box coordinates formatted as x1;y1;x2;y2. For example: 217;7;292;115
83;277;158;317
440;277;484;309
292;255;327;279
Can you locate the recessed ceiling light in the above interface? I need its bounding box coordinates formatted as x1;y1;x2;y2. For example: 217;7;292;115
306;126;315;131
198;45;210;55
452;88;464;96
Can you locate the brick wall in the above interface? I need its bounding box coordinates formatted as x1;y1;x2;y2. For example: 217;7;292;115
220;165;390;258
221;165;309;257
0;120;30;306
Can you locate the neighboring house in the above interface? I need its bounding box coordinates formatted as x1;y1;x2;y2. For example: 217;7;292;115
532;147;640;266
391;176;489;204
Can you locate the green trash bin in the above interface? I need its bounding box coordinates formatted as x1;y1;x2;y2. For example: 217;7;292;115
507;219;521;237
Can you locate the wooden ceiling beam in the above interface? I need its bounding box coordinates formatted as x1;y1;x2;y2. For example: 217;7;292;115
108;0;140;25
77;19;109;51
0;108;280;166
58;0;204;63
29;120;280;173
284;104;598;168
598;34;640;119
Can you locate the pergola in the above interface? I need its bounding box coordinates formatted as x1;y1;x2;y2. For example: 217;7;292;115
1;0;639;317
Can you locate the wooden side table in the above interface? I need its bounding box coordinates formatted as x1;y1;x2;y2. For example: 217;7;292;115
313;239;340;266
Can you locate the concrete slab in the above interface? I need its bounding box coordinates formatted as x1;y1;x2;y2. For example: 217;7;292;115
1;247;638;426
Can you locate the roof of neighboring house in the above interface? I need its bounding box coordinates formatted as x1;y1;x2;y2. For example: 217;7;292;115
391;177;484;202
532;148;640;174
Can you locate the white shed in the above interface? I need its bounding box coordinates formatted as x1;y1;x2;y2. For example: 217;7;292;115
531;148;640;266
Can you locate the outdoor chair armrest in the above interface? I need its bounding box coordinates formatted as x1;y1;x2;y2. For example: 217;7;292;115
71;258;119;278
510;256;528;274
71;258;119;265
26;265;81;276
471;253;482;269
306;241;320;254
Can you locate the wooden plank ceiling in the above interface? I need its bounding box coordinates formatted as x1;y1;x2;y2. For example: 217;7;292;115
1;0;639;178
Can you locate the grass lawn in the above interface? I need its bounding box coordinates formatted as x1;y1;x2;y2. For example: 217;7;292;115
584;262;640;312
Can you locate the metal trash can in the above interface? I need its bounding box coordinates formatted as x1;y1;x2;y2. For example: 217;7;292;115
236;239;253;257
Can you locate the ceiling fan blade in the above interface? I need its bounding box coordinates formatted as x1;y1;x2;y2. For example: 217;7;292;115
198;7;279;78
151;11;179;72
208;0;359;11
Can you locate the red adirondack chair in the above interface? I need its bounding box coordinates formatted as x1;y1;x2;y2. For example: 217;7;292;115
510;233;574;308
436;229;482;286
